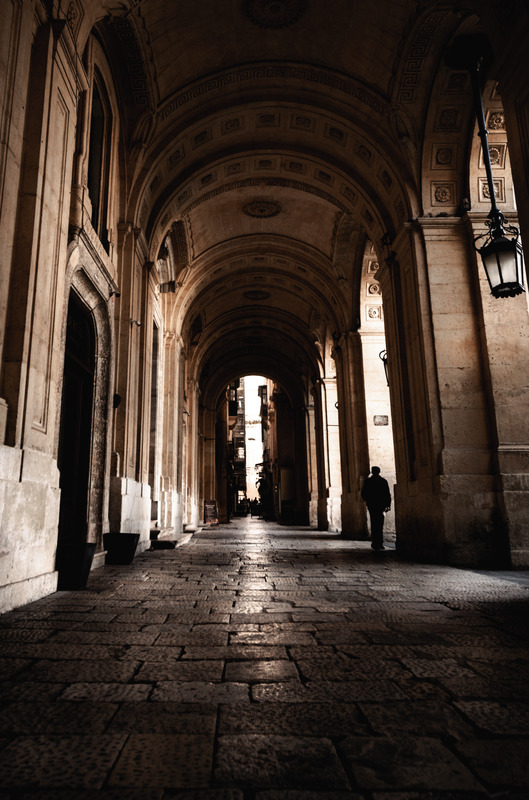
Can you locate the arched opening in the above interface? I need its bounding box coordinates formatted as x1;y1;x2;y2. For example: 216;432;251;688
87;70;112;252
55;292;96;589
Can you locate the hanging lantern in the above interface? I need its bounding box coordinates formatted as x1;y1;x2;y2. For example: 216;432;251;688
446;34;526;299
475;216;525;298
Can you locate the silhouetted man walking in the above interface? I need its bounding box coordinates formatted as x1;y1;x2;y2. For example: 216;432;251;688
361;466;391;550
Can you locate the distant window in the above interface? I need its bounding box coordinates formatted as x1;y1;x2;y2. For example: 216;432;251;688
87;74;111;251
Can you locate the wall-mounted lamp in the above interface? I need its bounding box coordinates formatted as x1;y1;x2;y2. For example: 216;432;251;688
130;319;141;327
447;35;525;299
379;349;389;386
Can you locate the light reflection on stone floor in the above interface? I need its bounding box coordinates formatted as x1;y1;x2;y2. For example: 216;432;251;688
0;515;528;798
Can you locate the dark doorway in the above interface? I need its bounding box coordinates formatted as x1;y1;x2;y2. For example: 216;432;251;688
56;292;96;589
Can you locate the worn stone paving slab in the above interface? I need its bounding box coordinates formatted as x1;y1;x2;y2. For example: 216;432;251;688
338;735;487;792
254;793;363;800
0;628;55;641
0;701;118;735
52;630;158;645
120;645;183;661
252;679;408;703
108;702;217;734
224;660;300;683
0;658;32;679
151;681;250;703
0;682;66;703
107;734;213;789
0;734;128;789
229;631;316;646
1;642;126;660
399;659;479;680
438;676;529;700
19;659;139;683
0;790;165;799
296;657;411;681
182;645;289;660
135;659;224;682
454;700;529;734
218;702;370;737
453;739;529;788
369;792;492;800
163;792;244;799
60;683;152;702
358;700;475;742
214;734;350;790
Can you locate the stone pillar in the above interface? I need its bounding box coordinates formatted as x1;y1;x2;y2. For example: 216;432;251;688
311;380;329;530
381;217;529;566
185;379;201;529
201;406;216;522
0;17;80;611
322;378;342;533
293;406;309;525
305;398;319;527
109;225;151;546
467;212;529;566
334;332;370;539
159;330;184;534
215;398;229;523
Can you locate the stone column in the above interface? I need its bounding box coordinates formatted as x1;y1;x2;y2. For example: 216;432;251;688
159;330;184;534
0;16;80;610
201;406;216;520
305;397;319;527
322;378;342;533
380;217;528;566
293;406;309;525
311;380;329;530
466;211;529;566
215;397;229;523
185;378;201;529
109;225;151;544
334;331;370;539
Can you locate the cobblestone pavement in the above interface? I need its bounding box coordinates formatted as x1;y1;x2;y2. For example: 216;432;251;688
1;517;529;799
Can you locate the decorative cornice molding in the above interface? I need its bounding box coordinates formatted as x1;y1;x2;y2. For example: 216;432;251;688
159;63;387;123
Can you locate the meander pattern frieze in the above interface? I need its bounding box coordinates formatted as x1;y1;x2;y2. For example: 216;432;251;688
159;65;386;122
397;10;451;105
111;16;152;108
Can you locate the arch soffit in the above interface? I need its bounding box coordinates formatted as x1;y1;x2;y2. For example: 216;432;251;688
420;12;518;220
207;365;306;415
136;117;412;255
191;311;325;397
199;344;311;413
173;239;348;332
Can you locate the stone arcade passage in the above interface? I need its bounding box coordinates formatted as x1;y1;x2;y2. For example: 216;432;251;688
0;1;529;613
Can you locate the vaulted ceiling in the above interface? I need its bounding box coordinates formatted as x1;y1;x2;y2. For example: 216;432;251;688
92;0;489;404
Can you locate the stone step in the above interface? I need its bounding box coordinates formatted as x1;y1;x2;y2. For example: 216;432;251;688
149;539;176;550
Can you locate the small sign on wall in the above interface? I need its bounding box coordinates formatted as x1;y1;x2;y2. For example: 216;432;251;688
374;415;389;426
204;500;218;524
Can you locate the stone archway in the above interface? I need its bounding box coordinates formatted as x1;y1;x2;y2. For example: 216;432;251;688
56;291;97;588
56;243;114;585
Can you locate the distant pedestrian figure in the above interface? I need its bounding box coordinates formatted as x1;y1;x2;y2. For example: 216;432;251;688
361;466;391;550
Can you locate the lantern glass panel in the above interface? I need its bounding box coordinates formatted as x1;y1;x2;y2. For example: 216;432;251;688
481;237;525;296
